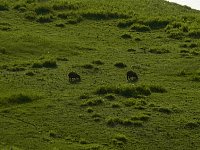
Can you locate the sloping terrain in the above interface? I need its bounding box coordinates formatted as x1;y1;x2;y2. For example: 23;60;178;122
0;0;200;149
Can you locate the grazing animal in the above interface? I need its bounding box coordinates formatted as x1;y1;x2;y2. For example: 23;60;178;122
127;70;138;82
68;72;81;82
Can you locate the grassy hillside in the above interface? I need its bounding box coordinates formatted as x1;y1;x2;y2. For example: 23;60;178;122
0;0;200;149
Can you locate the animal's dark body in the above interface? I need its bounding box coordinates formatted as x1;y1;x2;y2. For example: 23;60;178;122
127;71;138;82
68;72;81;82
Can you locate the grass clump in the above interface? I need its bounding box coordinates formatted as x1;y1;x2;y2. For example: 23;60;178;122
81;98;104;106
105;94;116;100
131;114;150;121
112;134;128;146
111;103;121;108
149;85;167;93
36;15;53;23
121;34;132;39
34;4;52;15
86;107;93;113
114;62;127;68
32;60;57;68
123;99;136;107
188;30;200;39
148;47;170;54
52;1;79;10
82;64;94;69
97;84;151;98
92;60;104;65
154;107;172;114
0;47;6;54
142;17;170;29
1;94;35;105
117;19;134;28
0;3;9;11
184;122;200;129
131;24;151;32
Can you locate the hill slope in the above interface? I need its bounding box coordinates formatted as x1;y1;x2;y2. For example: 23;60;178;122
0;0;200;149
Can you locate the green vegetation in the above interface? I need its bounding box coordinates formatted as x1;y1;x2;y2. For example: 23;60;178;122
0;0;200;149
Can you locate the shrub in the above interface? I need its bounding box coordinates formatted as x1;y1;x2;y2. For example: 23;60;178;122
56;57;68;61
131;114;150;121
34;5;51;15
92;60;104;65
149;48;170;54
188;30;200;38
123;99;136;107
143;18;170;29
25;71;35;76
42;60;57;68
81;98;104;106
112;103;121;108
32;62;43;68
189;43;198;48
154;107;172;114
36;15;53;23
96;86;114;95
192;76;200;82
121;34;132;39
52;2;79;10
149;85;167;93
131;24;151;32
86;107;93;113
117;19;134;28
184;122;199;129
7;67;25;72
24;11;37;20
0;3;9;11
135;37;142;41
107;117;123;126
114;62;127;68
113;134;128;143
57;13;69;19
55;23;65;28
105;94;116;100
82;64;94;69
0;47;6;54
168;30;184;39
5;94;33;104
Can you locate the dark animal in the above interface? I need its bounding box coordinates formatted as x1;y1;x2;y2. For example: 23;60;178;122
127;71;138;82
68;72;81;82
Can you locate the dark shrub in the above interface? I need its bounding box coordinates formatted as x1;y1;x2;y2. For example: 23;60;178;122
24;11;37;20
0;3;9;11
55;23;65;28
56;57;68;61
25;71;35;76
112;103;121;108
34;5;51;15
96;86;114;95
92;60;104;65
36;15;53;23
32;62;43;68
82;64;94;69
192;76;200;82
114;62;127;68
185;122;199;129
117;20;134;28
135;37;142;41
131;24;151;32
7;94;33;104
121;34;132;39
131;114;150;121
86;107;93;113
154;107;172;114
105;94;116;100
42;60;57;68
81;98;104;106
189;43;198;48
113;134;128;143
53;2;79;10
7;67;25;72
188;30;200;38
149;48;170;54
168;30;184;39
123;99;135;107
143;18;170;29
107;117;122;126
0;47;6;54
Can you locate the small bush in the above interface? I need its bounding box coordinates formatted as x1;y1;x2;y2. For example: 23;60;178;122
5;94;33;104
34;5;51;15
143;18;170;29
189;43;198;48
32;62;43;68
36;15;53;23
42;60;57;68
92;60;104;65
56;57;68;61
131;24;151;32
24;11;37;20
112;103;121;108
121;34;132;39
96;86;114;95
57;13;69;19
149;85;167;93
86;107;93;113
131;114;150;121
7;67;25;72
25;71;35;76
107;117;122;127
105;94;116;100
188;30;200;38
117;19;134;28
168;30;184;39
149;48;170;54
0;3;9;11
52;2;79;10
123;99;136;107
135;37;142;41
185;122;199;129
81;98;104;106
113;134;128;143
192;76;200;82
114;62;127;68
0;47;6;54
55;23;65;28
154;107;172;114
82;64;94;69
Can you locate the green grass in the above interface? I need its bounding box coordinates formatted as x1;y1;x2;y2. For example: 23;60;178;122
0;0;200;149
